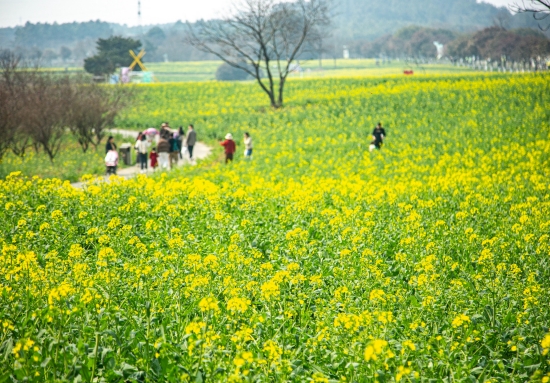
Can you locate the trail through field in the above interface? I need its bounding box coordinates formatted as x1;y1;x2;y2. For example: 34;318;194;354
71;128;212;188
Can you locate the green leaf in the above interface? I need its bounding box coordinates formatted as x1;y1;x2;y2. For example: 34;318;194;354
40;357;51;368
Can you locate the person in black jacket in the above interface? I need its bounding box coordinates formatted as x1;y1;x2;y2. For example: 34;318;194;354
168;133;180;168
105;136;117;153
371;123;386;150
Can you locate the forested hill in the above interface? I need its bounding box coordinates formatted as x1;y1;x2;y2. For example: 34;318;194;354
0;0;508;49
0;21;113;49
336;0;503;41
0;0;543;64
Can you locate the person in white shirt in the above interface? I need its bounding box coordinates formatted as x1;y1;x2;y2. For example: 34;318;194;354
244;132;253;160
134;134;150;173
105;150;118;175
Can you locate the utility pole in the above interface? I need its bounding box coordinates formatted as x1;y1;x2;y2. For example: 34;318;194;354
138;0;143;36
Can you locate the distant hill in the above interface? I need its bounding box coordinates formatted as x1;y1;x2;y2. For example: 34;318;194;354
0;0;546;64
334;0;504;41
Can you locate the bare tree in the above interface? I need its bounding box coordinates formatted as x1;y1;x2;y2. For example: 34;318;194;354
68;83;134;152
0;52;35;159
513;1;550;30
0;53;20;160
1;50;135;163
186;0;331;108
24;75;72;162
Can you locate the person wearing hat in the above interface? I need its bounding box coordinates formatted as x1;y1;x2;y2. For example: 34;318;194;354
160;122;171;141
220;133;236;163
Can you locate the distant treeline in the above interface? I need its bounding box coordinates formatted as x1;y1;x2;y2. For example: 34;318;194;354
0;20;215;67
357;26;550;61
0;0;548;66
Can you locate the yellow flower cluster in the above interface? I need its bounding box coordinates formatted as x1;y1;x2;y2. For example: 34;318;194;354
1;73;549;381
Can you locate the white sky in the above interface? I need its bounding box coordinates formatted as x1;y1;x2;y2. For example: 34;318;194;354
0;0;515;28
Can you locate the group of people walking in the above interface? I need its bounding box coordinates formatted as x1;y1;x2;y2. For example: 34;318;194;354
104;124;255;176
135;123;197;173
105;121;383;175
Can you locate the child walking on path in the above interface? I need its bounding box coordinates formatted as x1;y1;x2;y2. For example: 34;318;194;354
105;149;119;175
149;148;158;170
220;133;236;163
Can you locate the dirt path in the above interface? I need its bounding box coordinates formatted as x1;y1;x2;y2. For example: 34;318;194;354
71;129;212;188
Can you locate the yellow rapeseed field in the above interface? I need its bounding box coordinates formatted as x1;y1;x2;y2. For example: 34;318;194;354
1;73;549;382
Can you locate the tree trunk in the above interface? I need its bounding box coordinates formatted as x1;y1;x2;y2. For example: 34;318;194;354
277;77;286;108
269;91;278;109
43;144;55;163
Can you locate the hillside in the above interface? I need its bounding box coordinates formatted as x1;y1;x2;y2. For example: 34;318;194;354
0;0;545;64
335;0;502;41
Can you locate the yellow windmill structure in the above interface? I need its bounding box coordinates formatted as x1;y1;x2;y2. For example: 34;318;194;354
128;49;157;82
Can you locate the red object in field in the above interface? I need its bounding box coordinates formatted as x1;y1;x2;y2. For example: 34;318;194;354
404;70;414;75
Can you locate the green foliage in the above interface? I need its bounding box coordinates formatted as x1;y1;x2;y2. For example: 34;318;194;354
84;54;115;76
84;36;142;76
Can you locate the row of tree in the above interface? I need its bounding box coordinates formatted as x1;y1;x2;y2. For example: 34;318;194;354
356;25;550;61
0;52;133;162
447;27;550;62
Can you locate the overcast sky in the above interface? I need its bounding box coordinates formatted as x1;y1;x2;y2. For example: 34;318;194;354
0;0;515;28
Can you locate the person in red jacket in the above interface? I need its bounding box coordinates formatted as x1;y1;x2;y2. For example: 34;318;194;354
149;147;158;170
220;133;236;163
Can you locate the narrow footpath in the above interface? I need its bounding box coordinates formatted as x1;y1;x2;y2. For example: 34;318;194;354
71;129;212;188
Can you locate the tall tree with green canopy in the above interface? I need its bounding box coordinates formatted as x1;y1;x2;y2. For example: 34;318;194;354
84;36;142;76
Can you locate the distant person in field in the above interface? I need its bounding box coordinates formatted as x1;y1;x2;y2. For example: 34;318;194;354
244;132;253;159
105;149;118;175
177;127;185;159
220;133;236;163
149;147;158;170
169;133;180;167
105;136;117;153
185;124;197;161
157;138;171;169
135;134;150;173
370;122;387;152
